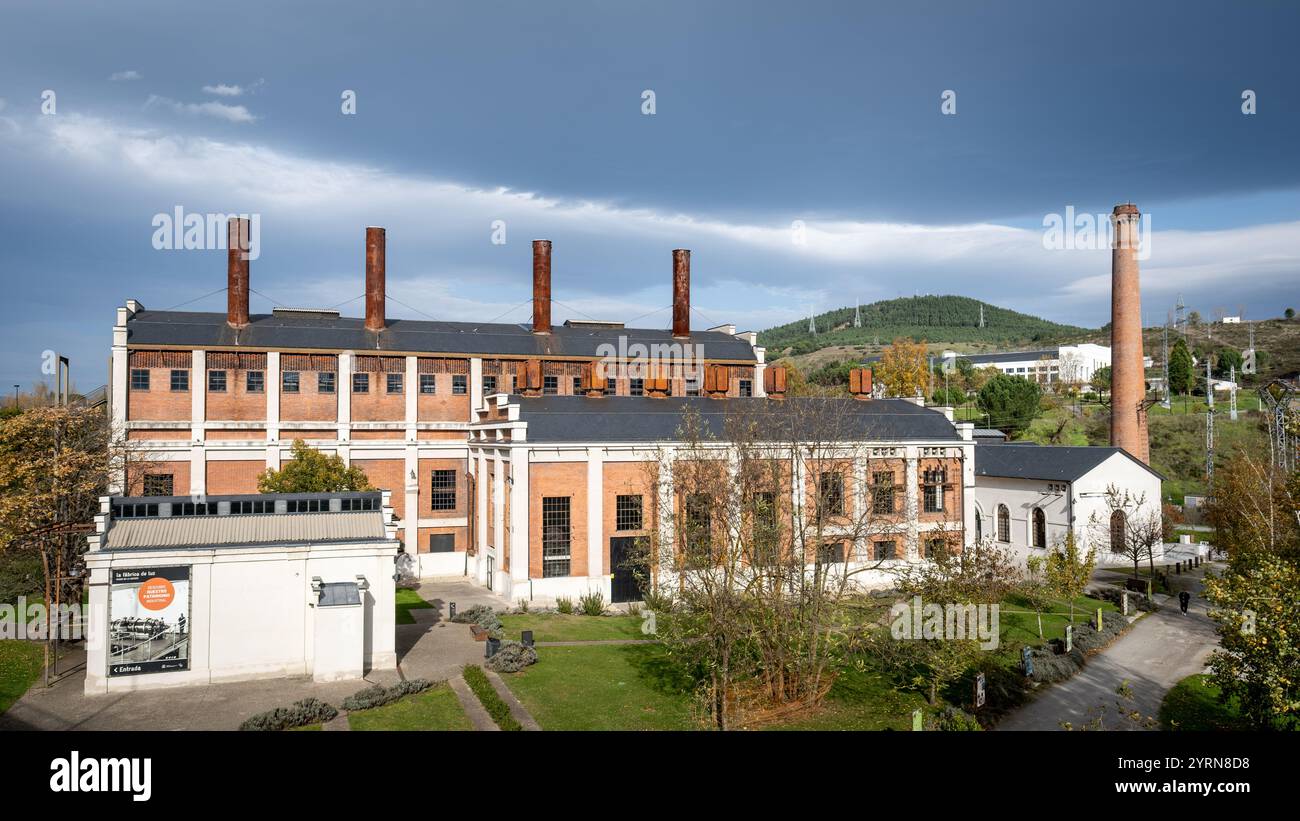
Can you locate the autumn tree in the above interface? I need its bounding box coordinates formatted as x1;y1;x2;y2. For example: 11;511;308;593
1043;530;1097;623
1092;485;1162;581
258;439;373;493
874;337;929;398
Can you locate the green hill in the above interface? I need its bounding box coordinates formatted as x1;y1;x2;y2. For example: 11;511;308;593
757;295;1092;357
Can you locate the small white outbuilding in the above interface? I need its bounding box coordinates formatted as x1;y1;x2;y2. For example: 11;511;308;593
83;491;401;695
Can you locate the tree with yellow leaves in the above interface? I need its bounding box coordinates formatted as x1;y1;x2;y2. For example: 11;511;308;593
874;337;929;398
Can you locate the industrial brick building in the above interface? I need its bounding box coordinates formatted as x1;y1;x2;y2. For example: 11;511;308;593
107;221;984;603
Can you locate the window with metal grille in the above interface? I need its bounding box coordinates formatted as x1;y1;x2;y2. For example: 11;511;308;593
873;540;897;561
630;378;644;396
572;376;582;395
818;472;845;516
130;369;150;391
142;474;173;496
997;505;1011;542
280;371;298;393
352;373;369;393
543;375;558;395
452;375;467;395
605;377;616;395
430;470;456;511
240;370;261;393
975;512;983;543
169;370;188;392
208;370;227;392
751;491;778;559
340;497;377;511
615;495;643;531
318;372;336;393
922;468;947;513
541;497;571;577
818;541;845;564
387;373;403;394
483;376;497;395
871;471;895;514
1032;508;1046;548
738;379;753;397
925;537;948;560
428;533;455;553
419;374;436;394
683;494;711;559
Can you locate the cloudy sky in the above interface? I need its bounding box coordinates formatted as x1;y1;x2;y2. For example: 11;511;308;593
1;0;1298;391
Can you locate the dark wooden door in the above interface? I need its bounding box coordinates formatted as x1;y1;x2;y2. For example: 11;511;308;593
609;537;646;603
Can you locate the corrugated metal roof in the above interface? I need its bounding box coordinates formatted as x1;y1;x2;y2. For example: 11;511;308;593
958;349;1059;365
125;310;759;361
103;511;387;550
513;396;961;443
974;444;1164;482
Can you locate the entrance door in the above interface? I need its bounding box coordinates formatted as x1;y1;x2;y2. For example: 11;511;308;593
609;537;646;604
485;555;495;591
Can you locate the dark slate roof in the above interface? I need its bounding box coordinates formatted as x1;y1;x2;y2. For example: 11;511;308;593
974;444;1164;482
125;310;758;361
955;348;1058;365
512;396;961;444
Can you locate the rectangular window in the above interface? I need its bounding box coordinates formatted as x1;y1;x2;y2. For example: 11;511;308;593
818;472;845;516
572;376;582;395
279;371;297;394
483;376;497;395
684;494;712;559
169;370;188;392
208;370;227;392
230;499;275;514
605;377;616;396
925;537;948;561
352;373;369;393
872;471;896;515
751;491;778;558
630;378;644;396
318;372;336;394
543;375;558;395
428;533;455;553
818;541;846;564
738;379;753;398
873;540;897;561
615;495;643;531
130;369;150;391
922;468;947;514
541;497;571;578
511;376;518;394
430;469;456;511
452;375;467;395
419;374;436;394
142;473;173;496
386;373;403;394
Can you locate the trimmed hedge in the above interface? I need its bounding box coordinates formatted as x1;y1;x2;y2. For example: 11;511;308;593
463;664;522;731
342;678;435;712
1026;616;1128;684
240;697;338;731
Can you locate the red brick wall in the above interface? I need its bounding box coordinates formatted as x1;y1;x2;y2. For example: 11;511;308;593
601;462;654;576
127;461;191;496
126;351;192;422
529;462;587;578
206;460;266;495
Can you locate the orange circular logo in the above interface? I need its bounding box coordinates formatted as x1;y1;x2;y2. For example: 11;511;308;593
138;577;176;611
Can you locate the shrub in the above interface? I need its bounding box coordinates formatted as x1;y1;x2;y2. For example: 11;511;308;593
485;641;538;673
451;603;503;635
578;589;606;616
1090;584;1158;613
239;697;338;731
642;589;674;614
514;599;530;614
341;678;434;712
625;601;642;618
463;665;522;731
926;706;983;731
1026;616;1130;683
555;596;575;615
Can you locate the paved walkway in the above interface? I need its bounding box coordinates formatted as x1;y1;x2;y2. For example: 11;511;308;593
997;565;1220;731
1;578;514;731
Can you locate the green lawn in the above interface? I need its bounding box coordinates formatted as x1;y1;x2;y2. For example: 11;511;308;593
0;641;45;714
347;683;472;731
499;612;645;643
1159;674;1245;731
998;593;1120;645
503;644;699;730
395;588;436;625
768;664;931;731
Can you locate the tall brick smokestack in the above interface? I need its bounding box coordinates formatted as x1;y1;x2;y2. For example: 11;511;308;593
226;217;250;329
365;227;386;332
532;240;552;334
672;249;690;339
1110;203;1149;464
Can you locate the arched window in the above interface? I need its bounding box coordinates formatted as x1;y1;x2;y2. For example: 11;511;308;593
1032;508;1046;548
1110;510;1127;552
997;505;1010;542
974;510;983;543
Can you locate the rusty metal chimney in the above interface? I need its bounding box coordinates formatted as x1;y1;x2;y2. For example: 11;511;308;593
365;227;386;332
226;217;250;329
672;249;690;339
532;240;552;334
1109;203;1149;463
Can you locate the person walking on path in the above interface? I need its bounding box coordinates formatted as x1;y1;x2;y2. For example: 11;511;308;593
1178;590;1191;615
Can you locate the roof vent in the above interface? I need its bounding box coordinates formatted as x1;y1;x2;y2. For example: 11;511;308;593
272;308;342;320
563;319;625;329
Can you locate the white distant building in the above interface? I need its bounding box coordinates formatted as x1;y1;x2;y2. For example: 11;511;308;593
1221;316;1241;324
940;343;1151;389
